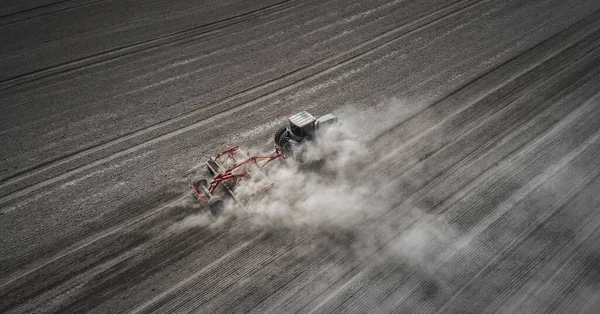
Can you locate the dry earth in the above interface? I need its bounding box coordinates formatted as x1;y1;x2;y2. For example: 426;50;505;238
2;0;600;313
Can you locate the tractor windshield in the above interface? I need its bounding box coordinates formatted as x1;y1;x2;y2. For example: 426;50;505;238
290;123;303;137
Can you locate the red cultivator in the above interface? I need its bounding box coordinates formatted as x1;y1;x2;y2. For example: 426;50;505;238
191;145;286;216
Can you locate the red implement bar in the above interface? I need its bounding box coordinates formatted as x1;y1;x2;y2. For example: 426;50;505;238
195;146;285;201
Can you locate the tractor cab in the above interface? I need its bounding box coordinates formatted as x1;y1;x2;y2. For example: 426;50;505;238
275;110;340;160
288;111;316;139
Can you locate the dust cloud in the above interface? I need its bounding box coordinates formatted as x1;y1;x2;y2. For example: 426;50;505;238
176;99;472;306
236;121;382;228
228;99;423;229
177;99;460;244
227;99;461;259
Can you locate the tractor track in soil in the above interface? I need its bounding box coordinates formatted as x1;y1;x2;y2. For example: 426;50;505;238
2;0;600;313
0;0;484;202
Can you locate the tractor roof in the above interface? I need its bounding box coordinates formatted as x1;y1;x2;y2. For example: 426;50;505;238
288;111;316;127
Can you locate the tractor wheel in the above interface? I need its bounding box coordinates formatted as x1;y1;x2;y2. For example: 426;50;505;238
192;177;208;190
274;122;290;149
207;196;225;217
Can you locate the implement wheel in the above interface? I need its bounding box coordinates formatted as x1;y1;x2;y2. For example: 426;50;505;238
192;177;208;190
208;196;225;217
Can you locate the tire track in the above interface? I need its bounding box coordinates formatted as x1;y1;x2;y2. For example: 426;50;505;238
116;0;417;98
0;199;197;309
331;89;600;314
249;252;345;312
341;264;424;314
368;34;600;216
4;0;591;212
132;227;355;313
131;230;301;314
0;0;299;91
2;2;598;312
333;105;600;313
116;20;600;312
6;223;253;313
0;0;73;20
481;177;600;313
369;8;600;154
59;19;600;312
369;25;600;183
482;191;600;314
348;117;600;312
3;186;343;312
409;63;600;214
0;0;325;110
0;0;489;206
280;38;600;310
211;17;600;312
445;99;600;231
196;238;340;313
125;232;263;314
5;0;412;111
428;106;600;313
271;67;600;314
0;0;109;26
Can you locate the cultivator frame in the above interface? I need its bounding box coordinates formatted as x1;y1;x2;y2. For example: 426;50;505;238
191;145;285;215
